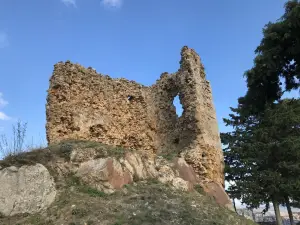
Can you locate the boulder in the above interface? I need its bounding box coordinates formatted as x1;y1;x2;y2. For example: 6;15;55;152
0;164;57;216
76;158;132;193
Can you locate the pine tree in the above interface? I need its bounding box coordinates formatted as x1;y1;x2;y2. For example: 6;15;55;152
222;99;300;225
222;2;300;224
239;0;300;114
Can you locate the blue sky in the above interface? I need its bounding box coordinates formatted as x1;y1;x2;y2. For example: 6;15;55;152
0;0;297;147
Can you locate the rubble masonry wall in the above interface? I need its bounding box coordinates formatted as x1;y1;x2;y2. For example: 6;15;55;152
46;46;224;185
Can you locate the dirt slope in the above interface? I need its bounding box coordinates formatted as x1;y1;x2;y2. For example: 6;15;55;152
0;141;257;225
1;178;256;225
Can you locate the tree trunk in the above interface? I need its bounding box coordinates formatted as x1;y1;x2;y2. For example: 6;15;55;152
273;199;283;225
232;198;237;213
285;196;294;225
251;208;256;221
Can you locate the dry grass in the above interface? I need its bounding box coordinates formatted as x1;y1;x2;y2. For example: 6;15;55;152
0;140;257;225
0;179;257;225
0;140;130;169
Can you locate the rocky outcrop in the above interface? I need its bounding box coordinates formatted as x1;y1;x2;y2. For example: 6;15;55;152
76;157;132;194
0;143;233;218
46;46;224;187
73;149;229;208
202;182;234;211
0;164;57;216
173;157;198;184
73;149;195;194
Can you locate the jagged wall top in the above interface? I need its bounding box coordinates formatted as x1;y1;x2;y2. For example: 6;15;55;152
46;46;224;185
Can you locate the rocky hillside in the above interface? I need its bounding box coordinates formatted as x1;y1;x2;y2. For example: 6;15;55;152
0;141;257;225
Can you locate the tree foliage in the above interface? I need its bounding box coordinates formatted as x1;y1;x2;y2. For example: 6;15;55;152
239;0;300;114
222;2;300;224
222;99;300;211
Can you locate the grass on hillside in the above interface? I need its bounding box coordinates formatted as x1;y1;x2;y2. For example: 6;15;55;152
0;140;258;225
0;139;131;169
0;179;257;225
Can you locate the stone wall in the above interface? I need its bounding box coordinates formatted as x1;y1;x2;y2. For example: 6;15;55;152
46;64;156;152
46;46;224;185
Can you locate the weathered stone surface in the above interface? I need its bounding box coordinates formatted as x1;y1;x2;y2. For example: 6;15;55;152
46;46;224;186
173;157;198;184
172;177;193;192
0;164;56;216
157;164;177;184
123;152;149;180
76;158;132;193
75;153;197;194
202;182;234;211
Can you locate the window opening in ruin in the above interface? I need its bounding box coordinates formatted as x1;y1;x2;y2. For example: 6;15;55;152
127;95;134;101
173;94;183;117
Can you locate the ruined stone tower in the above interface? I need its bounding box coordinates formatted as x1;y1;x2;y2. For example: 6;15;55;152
46;46;224;186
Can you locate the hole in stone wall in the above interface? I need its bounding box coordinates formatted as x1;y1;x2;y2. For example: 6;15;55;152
127;95;134;101
173;94;183;117
173;137;180;144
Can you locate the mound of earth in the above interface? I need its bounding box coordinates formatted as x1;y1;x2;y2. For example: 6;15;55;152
1;179;256;225
0;140;257;225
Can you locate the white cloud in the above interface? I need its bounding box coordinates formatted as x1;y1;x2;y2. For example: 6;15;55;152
0;93;10;120
0;112;10;120
0;32;9;49
101;0;123;8
61;0;77;7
